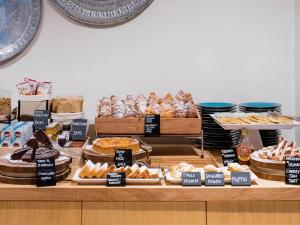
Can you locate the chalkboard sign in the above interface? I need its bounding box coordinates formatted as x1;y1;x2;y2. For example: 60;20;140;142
285;157;300;185
70;119;87;141
36;159;56;187
221;149;238;166
231;172;251;186
144;115;160;137
107;172;126;186
182;172;201;186
33;110;49;131
114;149;132;168
205;172;224;186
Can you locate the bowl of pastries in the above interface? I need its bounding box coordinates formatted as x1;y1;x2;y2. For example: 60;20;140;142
165;162;257;184
72;160;162;185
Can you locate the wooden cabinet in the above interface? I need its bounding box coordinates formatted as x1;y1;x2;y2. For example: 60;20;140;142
82;202;206;225
0;202;81;225
207;201;300;225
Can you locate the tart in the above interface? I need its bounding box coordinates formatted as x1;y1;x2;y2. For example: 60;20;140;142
92;137;140;155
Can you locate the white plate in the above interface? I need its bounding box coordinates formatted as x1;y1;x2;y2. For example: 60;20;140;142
164;167;258;184
251;151;285;164
211;114;299;130
51;112;84;121
72;168;163;185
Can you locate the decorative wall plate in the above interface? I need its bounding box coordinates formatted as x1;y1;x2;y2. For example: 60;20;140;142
51;0;153;27
0;0;42;63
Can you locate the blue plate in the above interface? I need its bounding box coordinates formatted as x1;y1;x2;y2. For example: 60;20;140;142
198;102;236;109
239;102;281;109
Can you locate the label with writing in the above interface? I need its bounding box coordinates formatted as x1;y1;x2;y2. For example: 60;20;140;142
34;110;49;131
144;115;160;137
205;172;224;186
70;119;87;141
36;159;56;187
221;149;238;166
231;172;251;186
107;172;126;186
114;149;132;168
182;172;201;186
285;157;300;185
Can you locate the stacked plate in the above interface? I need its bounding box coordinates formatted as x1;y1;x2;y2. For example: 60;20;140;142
239;102;281;147
197;102;240;150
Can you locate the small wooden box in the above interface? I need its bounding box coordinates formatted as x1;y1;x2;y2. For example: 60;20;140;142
95;111;201;135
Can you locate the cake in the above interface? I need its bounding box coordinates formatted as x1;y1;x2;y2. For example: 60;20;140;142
52;96;83;113
92;137;140;155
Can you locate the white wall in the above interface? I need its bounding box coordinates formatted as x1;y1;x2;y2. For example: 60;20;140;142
0;0;296;137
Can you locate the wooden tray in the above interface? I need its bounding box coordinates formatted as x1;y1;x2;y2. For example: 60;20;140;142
250;165;284;182
82;145;151;164
95;111;201;135
0;168;71;185
0;154;72;176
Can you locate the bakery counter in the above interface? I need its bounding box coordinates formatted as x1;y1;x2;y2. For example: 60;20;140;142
0;179;299;202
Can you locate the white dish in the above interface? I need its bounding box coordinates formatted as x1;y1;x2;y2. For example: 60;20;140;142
72;168;163;185
164;168;258;184
51;112;84;121
251;150;285;164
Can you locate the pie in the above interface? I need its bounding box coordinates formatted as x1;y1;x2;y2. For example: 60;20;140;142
92;137;140;155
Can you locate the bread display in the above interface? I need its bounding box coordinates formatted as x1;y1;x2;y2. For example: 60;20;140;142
52;96;83;113
92;137;140;155
96;91;198;118
256;137;300;162
215;113;294;125
79;160;159;179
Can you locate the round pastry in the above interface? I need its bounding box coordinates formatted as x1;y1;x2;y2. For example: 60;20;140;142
92;137;140;155
203;165;219;172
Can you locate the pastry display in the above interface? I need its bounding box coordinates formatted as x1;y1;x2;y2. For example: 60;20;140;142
16;78;52;95
92;137;140;155
214;113;294;125
79;160;159;179
52;96;83;113
256;137;300;162
97;91;198;118
10;130;59;163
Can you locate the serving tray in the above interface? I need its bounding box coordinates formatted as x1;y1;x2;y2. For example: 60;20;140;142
0;0;42;63
72;168;163;185
51;0;153;27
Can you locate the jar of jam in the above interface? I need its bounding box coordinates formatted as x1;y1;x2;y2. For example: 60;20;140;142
236;129;253;165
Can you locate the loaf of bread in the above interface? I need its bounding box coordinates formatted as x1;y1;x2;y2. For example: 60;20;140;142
52;96;83;113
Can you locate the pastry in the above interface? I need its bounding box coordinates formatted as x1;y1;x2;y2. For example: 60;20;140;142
227;163;242;172
79;160;94;178
95;163;108;178
10;147;31;160
92;137;140;155
203;165;219;172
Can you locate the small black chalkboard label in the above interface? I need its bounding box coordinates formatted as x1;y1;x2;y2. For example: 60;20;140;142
70;119;87;141
107;172;126;186
231;172;251;186
114;149;132;168
36;159;56;187
221;149;238;166
144;115;160;137
182;172;201;186
205;172;224;186
285;157;300;185
34;110;49;131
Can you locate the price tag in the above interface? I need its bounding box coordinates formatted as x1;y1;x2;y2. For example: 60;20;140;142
205;172;224;186
285;157;300;185
182;172;201;186
33;110;49;131
221;149;238;166
114;149;132;168
107;172;126;186
231;172;251;186
36;159;56;187
70;119;87;141
144;115;160;137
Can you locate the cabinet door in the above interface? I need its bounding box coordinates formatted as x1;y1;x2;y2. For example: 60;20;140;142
207;201;300;225
0;201;81;225
83;202;206;225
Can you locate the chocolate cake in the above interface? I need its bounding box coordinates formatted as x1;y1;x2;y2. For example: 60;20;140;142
35;147;60;161
26;138;39;150
10;147;31;160
34;129;53;148
21;149;35;163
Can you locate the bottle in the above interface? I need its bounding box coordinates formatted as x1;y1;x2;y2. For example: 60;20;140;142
236;129;253;165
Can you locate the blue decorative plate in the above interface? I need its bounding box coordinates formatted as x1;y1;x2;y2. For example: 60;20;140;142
198;102;236;109
0;0;42;63
239;102;281;109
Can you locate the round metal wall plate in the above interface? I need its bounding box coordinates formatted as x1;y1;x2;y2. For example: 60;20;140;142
0;0;42;63
51;0;153;27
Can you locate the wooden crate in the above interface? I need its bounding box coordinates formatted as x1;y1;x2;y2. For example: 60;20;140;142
95;111;201;135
